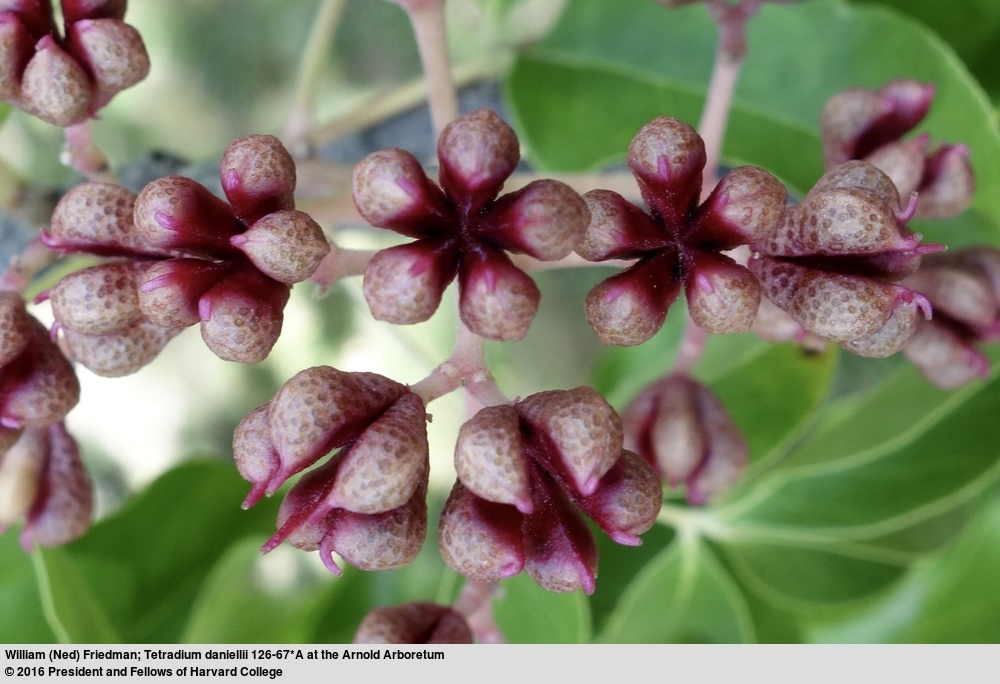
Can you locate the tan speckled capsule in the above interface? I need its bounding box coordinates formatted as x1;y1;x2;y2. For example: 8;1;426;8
750;256;903;344
49;262;145;336
326;392;428;515
232;210;330;284
2;321;80;427
516;386;623;497
266;367;407;493
322;477;428;574
47;182;148;255
232;403;277;508
68;18;149;111
486;179;589;261
685;251;761;334
437;108;520;213
438;481;524;582
363;241;454;325
19;36;90;126
60;317;180;378
220;134;297;224
454;405;532;514
458;249;539;342
0;292;33;367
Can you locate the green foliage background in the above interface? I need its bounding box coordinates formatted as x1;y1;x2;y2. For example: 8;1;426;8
2;0;1000;644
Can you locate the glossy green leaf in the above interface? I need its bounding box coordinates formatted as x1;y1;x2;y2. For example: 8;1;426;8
588;522;676;634
719;368;1000;533
599;537;754;643
669;363;1000;613
492;572;591;643
708;342;836;473
807;494;1000;643
721;541;907;613
849;0;1000;102
505;0;1000;245
899;497;1000;643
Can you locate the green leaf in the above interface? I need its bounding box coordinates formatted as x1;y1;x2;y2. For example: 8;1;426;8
849;0;1000;102
721;541;907;613
34;547;120;644
599;536;754;643
677;363;1000;614
588;522;676;635
719;368;1000;533
505;0;1000;244
492;572;591;643
180;540;313;644
59;460;281;643
900;497;1000;642
708;342;836;473
0;533;57;643
807;493;1000;643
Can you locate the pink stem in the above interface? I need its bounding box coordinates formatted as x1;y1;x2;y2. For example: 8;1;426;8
0;238;57;295
677;0;762;371
673;313;708;374
698;0;760;198
453;580;505;644
308;245;378;291
61;122;114;183
400;0;459;139
410;321;509;407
